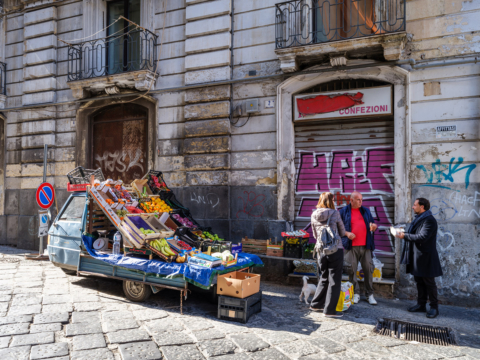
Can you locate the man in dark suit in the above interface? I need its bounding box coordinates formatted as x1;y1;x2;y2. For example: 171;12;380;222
395;198;443;318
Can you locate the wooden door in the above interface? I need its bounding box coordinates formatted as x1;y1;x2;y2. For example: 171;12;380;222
91;104;147;183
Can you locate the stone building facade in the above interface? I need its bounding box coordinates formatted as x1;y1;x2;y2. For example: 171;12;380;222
0;0;479;305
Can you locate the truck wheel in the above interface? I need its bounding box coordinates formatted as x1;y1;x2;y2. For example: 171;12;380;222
123;280;152;302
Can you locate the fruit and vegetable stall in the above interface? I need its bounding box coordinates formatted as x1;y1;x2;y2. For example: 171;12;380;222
70;168;263;316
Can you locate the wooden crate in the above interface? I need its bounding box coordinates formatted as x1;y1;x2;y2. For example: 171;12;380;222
266;240;284;257
241;237;268;255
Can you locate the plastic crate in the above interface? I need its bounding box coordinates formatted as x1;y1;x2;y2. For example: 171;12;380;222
284;243;302;258
218;291;262;324
143;170;170;194
67;167;105;185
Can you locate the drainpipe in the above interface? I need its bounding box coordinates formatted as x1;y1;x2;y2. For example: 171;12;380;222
229;0;234;124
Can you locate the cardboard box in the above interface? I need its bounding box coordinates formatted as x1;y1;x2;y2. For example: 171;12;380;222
217;271;261;299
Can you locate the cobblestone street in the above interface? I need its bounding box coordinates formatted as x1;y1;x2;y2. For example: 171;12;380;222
0;246;479;360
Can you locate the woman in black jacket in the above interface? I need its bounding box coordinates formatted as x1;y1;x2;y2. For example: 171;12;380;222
395;198;443;319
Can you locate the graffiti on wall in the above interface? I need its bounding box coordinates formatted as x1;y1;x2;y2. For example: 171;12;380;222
95;149;145;174
236;191;266;219
295;146;395;255
296;147;394;194
416;157;476;189
429;188;480;222
189;192;220;208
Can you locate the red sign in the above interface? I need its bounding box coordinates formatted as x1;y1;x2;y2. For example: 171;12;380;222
294;85;392;121
36;183;55;209
67;183;89;192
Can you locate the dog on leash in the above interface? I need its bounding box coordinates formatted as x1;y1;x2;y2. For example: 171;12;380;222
299;276;317;304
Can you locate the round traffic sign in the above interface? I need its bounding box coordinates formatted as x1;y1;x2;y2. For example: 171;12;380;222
36;183;55;209
41;214;48;224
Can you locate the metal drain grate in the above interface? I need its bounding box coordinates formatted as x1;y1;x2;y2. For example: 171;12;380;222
374;318;457;346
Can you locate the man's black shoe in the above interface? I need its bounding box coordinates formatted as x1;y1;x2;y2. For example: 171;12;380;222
426;308;439;319
407;304;427;312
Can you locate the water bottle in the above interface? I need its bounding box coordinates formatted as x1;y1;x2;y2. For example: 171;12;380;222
113;231;121;255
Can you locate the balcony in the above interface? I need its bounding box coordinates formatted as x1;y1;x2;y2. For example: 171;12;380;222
274;0;408;72
0;62;6;109
67;28;159;99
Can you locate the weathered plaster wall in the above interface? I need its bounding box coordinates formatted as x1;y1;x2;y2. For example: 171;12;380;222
2;0;80;249
397;61;480;306
406;0;480;60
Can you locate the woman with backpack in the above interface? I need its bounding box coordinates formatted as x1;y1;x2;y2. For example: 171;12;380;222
309;192;346;317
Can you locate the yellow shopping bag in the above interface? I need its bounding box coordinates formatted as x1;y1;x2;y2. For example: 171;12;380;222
336;281;354;312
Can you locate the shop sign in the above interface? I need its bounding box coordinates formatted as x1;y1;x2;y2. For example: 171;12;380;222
67;183;89;192
294;85;392;121
36;183;55;209
436;125;457;139
38;210;49;237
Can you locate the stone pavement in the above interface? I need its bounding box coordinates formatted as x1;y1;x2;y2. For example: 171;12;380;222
0;245;479;360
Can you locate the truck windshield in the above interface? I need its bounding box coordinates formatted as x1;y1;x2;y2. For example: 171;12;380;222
59;196;85;222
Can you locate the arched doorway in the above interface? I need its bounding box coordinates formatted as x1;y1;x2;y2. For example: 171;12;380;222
276;64;410;280
91;103;148;183
293;79;396;276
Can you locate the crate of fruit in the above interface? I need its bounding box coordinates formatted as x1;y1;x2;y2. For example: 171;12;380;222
281;230;309;245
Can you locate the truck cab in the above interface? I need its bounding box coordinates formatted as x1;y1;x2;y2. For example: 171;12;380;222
47;192;87;272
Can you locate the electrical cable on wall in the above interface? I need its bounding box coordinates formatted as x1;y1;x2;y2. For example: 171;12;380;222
231;113;251;128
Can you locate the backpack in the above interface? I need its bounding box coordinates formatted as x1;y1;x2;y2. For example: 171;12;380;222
314;212;341;257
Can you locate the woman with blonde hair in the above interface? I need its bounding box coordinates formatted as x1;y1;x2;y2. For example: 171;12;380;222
309;192;346;317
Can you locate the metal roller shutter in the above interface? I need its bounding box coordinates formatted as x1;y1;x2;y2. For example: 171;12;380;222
293;83;396;278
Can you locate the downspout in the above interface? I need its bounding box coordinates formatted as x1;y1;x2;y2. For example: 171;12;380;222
229;0;234;124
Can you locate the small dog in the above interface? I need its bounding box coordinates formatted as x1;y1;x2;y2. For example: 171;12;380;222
299;276;317;304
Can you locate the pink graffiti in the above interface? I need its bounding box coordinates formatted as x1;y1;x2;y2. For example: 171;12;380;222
235;191;266;219
300;197;394;255
295;146;395;256
296;147;394;194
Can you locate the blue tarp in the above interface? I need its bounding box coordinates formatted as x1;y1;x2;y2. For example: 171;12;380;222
82;235;263;289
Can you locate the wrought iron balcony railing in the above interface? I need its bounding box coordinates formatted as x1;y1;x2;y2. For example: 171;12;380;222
67;28;157;82
275;0;406;49
0;62;6;96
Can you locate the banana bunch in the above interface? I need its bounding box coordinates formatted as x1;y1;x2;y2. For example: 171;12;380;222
150;238;176;257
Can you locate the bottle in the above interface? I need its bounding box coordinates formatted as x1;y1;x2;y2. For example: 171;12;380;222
113;231;121;255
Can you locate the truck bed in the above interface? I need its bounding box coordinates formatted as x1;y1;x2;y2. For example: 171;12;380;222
78;253;187;291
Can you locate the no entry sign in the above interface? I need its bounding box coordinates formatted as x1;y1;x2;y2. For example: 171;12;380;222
36;183;55;209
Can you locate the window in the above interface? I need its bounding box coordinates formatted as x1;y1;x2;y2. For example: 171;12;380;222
107;0;141;74
59;197;86;222
314;0;377;43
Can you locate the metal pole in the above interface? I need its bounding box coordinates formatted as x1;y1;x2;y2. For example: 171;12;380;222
39;144;48;257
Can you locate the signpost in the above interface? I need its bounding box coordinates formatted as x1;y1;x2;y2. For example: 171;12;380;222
26;144;51;260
